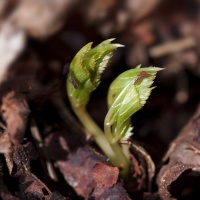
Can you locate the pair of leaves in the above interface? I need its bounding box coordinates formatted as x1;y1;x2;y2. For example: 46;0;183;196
67;39;123;108
67;39;161;143
105;65;162;142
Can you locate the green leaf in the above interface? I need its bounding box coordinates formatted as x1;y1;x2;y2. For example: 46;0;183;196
67;39;123;108
105;65;162;142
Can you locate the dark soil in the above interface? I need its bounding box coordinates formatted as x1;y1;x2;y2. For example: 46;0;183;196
1;0;200;199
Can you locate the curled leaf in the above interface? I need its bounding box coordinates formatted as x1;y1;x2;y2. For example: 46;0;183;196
67;39;123;108
105;65;162;142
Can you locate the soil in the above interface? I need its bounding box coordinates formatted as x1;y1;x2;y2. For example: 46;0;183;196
0;0;200;200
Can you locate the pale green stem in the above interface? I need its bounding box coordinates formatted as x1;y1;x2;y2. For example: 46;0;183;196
72;106;119;166
110;141;130;179
73;105;130;179
104;123;130;179
121;143;131;161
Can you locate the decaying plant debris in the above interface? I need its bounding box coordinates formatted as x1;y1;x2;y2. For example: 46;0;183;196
157;107;200;200
1;0;200;199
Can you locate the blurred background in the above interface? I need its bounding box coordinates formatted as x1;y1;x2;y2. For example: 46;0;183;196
1;0;200;170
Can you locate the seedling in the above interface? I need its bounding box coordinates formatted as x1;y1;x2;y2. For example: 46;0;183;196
66;39;161;179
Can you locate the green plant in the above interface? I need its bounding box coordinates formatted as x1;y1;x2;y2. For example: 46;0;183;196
66;39;161;179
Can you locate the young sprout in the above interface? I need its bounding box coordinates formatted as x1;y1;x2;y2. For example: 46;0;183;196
67;39;161;179
67;39;123;166
105;65;162;178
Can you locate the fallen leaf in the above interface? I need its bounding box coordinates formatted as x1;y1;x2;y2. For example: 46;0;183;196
44;131;130;199
1;91;30;145
92;162;119;187
157;106;200;199
19;172;52;200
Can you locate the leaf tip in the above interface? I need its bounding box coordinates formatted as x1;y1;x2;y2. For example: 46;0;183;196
114;44;125;48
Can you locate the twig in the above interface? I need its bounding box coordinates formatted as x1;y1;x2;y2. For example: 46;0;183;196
149;37;196;58
30;118;58;182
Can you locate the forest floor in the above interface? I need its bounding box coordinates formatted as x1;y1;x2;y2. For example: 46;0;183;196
0;0;200;199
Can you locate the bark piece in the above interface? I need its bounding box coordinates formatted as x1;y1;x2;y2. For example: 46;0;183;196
157;106;200;200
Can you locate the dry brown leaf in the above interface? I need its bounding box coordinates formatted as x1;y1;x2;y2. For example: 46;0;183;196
92;162;119;187
1;91;30;145
44;131;130;199
157;106;200;199
19;172;52;200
